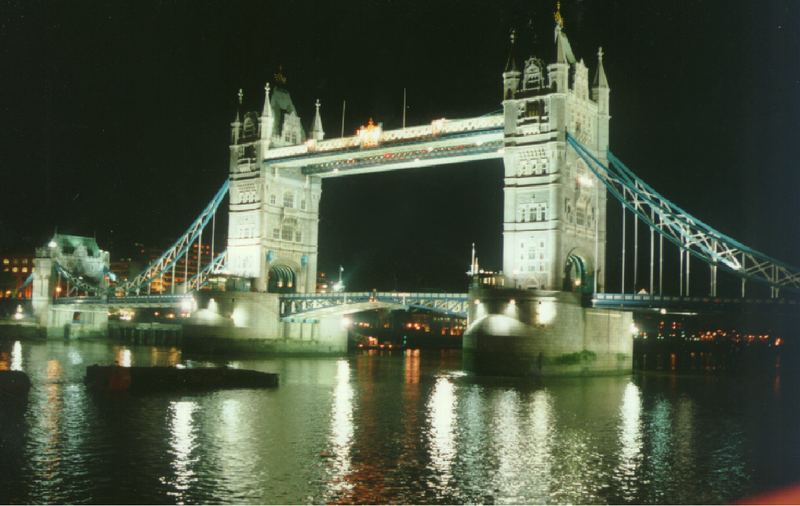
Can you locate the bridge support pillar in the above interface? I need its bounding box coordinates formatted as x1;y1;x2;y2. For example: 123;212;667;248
31;257;54;327
44;304;109;339
181;291;346;355
463;287;632;376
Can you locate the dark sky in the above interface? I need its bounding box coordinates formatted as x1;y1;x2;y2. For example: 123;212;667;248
1;1;799;292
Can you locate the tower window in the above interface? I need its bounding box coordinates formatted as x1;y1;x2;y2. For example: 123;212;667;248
283;191;295;208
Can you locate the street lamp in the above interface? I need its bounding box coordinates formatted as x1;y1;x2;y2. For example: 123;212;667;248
333;265;345;292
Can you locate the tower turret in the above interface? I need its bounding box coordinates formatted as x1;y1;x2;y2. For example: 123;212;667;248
548;28;570;92
260;82;274;155
231;88;243;145
502;29;521;100
592;46;611;152
592;47;610;111
310;99;325;141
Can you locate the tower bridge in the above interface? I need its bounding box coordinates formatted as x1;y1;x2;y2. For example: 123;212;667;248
26;11;800;373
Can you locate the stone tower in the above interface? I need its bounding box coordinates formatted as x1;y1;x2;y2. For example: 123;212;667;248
226;72;322;293
501;14;610;292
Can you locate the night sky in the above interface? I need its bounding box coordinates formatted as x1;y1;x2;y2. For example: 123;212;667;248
1;1;799;292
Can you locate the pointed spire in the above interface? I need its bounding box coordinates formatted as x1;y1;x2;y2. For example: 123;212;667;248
311;98;324;141
555;26;567;63
234;88;243;123
504;28;518;73
593;46;609;88
262;82;272;118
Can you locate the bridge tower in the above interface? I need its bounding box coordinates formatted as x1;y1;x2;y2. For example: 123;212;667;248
501;16;610;292
226;72;322;293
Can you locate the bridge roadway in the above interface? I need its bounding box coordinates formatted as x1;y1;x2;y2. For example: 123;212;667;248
53;294;192;309
52;291;471;319
592;292;800;313
54;291;800;317
278;292;469;319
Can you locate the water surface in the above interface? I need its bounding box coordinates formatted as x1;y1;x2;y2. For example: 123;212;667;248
1;339;798;504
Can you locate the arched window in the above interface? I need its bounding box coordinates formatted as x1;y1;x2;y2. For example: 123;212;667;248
243;117;256;138
283;191;294;208
281;218;297;241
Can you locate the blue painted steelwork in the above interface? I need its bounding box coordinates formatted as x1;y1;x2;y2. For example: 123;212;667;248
118;180;230;295
54;262;102;296
567;133;800;294
16;272;34;296
279;292;469;318
184;250;227;292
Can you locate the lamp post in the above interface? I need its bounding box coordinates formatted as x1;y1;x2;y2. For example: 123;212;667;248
333;265;344;292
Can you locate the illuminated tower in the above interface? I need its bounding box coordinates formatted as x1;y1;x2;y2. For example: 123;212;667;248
502;6;610;291
226;73;321;293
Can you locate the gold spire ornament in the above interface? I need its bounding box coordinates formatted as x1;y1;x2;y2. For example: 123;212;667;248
554;1;564;29
274;65;287;85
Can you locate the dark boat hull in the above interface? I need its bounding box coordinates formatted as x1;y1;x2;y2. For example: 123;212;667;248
85;365;279;392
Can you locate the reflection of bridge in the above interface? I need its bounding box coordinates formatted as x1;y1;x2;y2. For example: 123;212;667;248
27;13;800;351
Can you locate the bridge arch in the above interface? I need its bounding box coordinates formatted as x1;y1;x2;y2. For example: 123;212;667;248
268;262;298;294
563;248;593;293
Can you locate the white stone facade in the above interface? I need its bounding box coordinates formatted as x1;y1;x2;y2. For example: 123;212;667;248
502;26;610;291
227;84;322;293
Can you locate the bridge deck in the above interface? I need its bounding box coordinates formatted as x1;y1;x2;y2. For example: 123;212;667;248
593;292;800;312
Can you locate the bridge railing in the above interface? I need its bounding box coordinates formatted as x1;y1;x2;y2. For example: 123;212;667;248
593;292;800;310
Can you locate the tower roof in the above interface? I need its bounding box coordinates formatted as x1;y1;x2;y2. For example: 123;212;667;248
310;99;324;140
593;47;609;88
261;82;273;118
554;26;576;65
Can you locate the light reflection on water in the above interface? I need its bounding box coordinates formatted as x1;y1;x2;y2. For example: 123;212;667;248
165;400;199;502
11;340;22;370
616;382;643;501
0;340;798;504
427;376;456;493
326;359;354;500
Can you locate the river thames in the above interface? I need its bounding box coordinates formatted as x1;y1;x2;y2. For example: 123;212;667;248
1;339;798;504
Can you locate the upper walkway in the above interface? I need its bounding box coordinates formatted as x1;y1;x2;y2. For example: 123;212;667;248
236;115;505;178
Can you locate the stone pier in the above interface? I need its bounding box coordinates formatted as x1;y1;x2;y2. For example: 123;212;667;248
179;291;347;355
463;287;633;376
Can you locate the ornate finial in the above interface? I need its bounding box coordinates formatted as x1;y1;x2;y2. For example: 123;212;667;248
509;27;516;45
274;65;287;85
237;88;243;105
554;1;564;29
265;82;270;95
315;98;321;110
598;46;604;61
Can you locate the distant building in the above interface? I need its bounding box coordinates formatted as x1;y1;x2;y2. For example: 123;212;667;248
111;242;213;293
0;253;34;299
